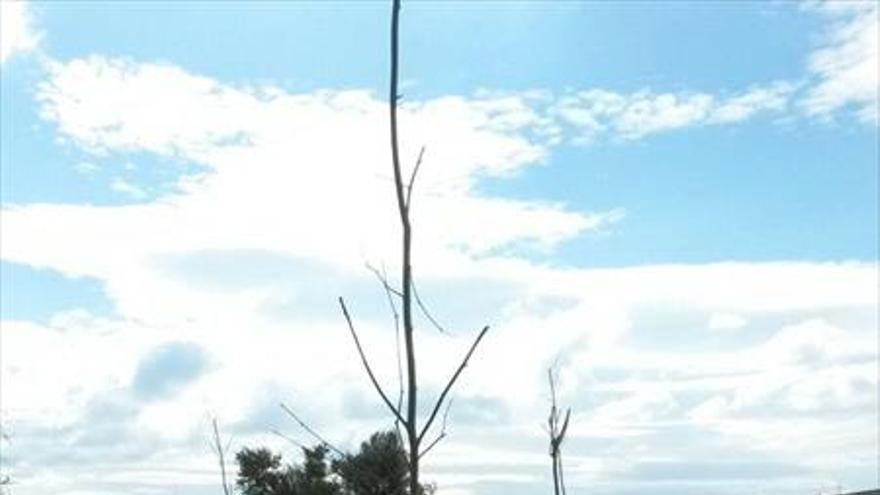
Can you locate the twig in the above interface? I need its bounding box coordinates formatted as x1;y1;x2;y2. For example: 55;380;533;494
339;297;408;427
412;278;449;335
365;262;403;298
405;145;426;211
365;261;406;414
418;398;453;459
418;326;489;444
417;432;445;459
279;403;346;457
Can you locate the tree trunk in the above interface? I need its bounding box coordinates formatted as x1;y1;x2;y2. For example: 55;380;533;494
387;0;419;493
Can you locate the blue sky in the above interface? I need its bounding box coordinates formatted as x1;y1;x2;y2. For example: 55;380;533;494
1;1;877;495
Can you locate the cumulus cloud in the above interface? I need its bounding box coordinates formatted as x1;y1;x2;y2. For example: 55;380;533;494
0;0;41;64
20;56;613;286
3;253;875;493
801;1;879;124
548;2;879;139
552;83;796;141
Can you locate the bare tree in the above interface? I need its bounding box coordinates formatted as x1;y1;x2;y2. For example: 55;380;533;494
337;0;491;493
547;368;571;495
210;417;234;495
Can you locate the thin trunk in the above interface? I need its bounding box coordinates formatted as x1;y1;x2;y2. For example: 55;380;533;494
387;0;419;493
212;418;231;495
558;452;567;495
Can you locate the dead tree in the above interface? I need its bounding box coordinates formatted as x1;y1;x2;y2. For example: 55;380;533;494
547;368;571;495
337;0;491;493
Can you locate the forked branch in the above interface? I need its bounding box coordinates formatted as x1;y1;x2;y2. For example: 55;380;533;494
548;368;572;495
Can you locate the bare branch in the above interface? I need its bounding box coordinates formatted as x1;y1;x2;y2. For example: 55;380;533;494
558;408;571;443
405;145;426;211
412;278;449;335
365;261;403;298
418;397;453;459
418;325;489;444
368;262;408;442
548;368;558;407
418;433;444;459
339;297;408;426
440;397;453;433
280;403;347;457
365;261;406;413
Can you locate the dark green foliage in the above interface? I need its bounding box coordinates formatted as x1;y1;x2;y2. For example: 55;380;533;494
236;445;337;495
235;430;433;495
332;431;409;495
300;445;339;495
235;447;289;495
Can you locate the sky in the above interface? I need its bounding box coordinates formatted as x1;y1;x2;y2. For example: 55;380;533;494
0;1;877;494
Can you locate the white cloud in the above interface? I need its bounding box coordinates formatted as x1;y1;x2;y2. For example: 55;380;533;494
709;82;795;124
0;0;41;64
553;83;796;141
25;56;610;282
801;1;879;124
2;230;875;492
110;177;148;199
37;57;258;158
549;2;880;139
